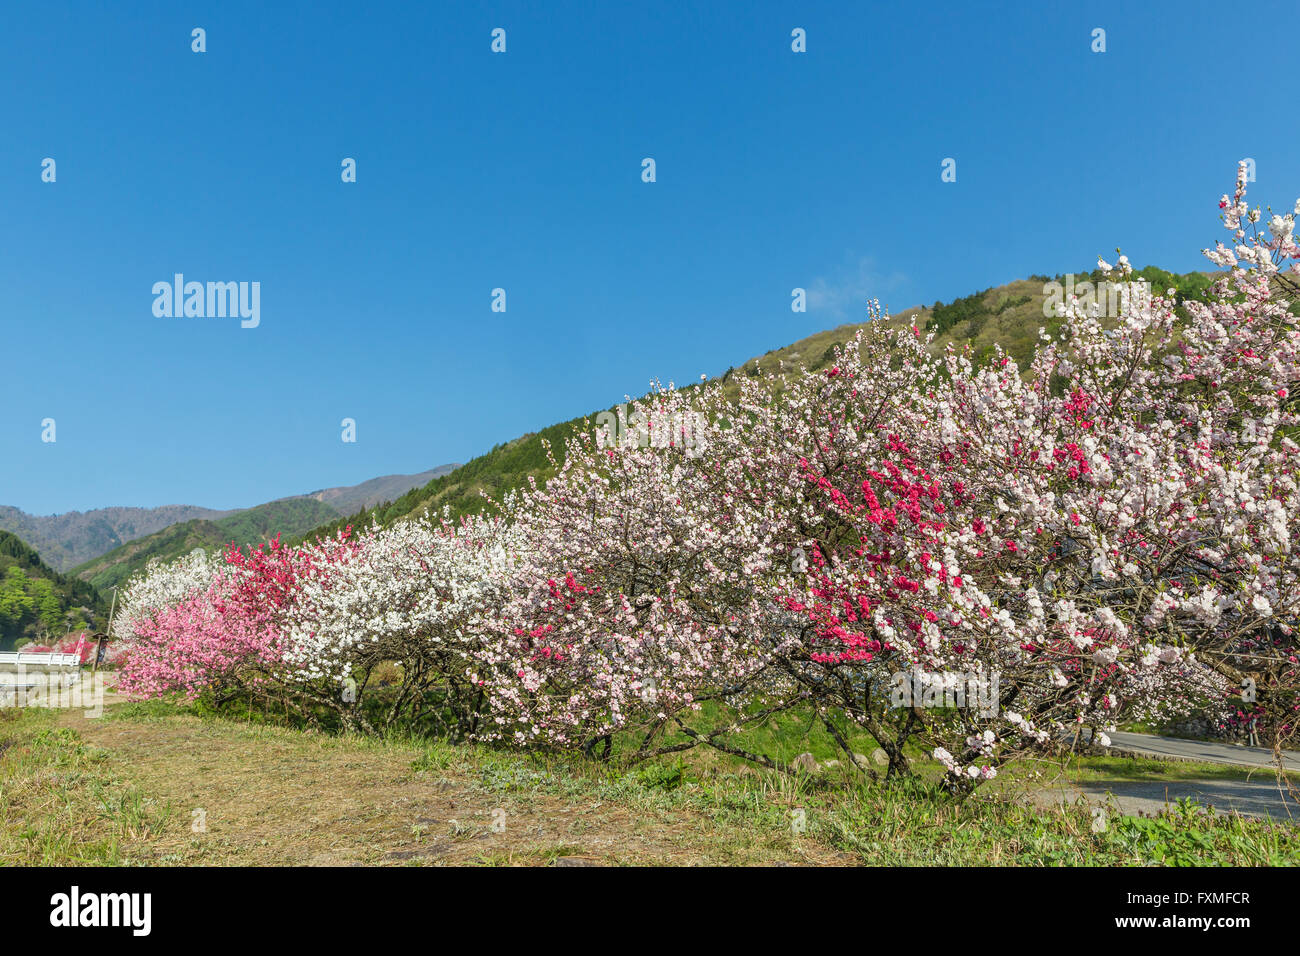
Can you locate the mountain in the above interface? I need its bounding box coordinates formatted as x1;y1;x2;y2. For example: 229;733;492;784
69;468;462;593
0;504;232;572
2;467;459;575
304;466;459;515
296;266;1218;544
0;530;106;651
71;498;344;593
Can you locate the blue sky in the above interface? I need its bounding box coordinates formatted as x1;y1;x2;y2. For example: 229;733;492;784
2;0;1297;514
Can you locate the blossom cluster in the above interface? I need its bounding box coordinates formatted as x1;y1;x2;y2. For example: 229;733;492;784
114;169;1300;783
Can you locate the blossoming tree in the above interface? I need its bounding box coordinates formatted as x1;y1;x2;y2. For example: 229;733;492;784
112;167;1299;792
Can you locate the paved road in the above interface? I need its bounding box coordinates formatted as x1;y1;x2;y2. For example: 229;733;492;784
1107;730;1300;773
1031;730;1300;821
1031;777;1298;822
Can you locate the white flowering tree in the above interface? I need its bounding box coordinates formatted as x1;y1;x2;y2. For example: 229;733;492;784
113;168;1298;793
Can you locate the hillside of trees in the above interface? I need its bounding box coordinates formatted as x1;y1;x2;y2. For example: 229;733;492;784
0;503;230;572
298;265;1223;544
0;530;105;650
73;498;342;593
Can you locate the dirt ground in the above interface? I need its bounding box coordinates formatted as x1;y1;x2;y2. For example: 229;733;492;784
52;702;851;867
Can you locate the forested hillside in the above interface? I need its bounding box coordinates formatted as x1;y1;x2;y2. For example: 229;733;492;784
0;503;229;572
299;266;1221;543
73;498;342;592
0;531;104;650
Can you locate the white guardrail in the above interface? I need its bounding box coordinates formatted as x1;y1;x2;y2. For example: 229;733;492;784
0;651;82;668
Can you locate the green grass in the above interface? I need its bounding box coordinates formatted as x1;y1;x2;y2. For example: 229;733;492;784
120;689;1274;788
0;708;175;864
398;735;1300;866
13;693;1293;866
1060;753;1265;783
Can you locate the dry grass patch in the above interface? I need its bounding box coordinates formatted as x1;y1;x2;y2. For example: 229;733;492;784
3;701;850;866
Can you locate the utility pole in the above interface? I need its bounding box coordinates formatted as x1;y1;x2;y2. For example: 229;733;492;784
93;586;118;674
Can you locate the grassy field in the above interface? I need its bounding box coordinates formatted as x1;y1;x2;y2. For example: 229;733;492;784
2;687;1298;867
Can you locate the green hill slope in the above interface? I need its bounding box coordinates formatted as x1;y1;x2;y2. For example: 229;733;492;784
298;266;1218;543
73;498;342;593
0;531;106;650
0;503;231;572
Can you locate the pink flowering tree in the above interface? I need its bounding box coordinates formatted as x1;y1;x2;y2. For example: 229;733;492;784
697;309;1211;787
909;163;1300;781
471;386;796;761
1167;165;1300;755
114;558;281;701
109;167;1298;794
115;531;365;728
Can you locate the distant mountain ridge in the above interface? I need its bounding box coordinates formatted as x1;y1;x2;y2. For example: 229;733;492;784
0;467;459;573
72;500;341;593
0;504;232;572
303;466;458;515
69;467;459;593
